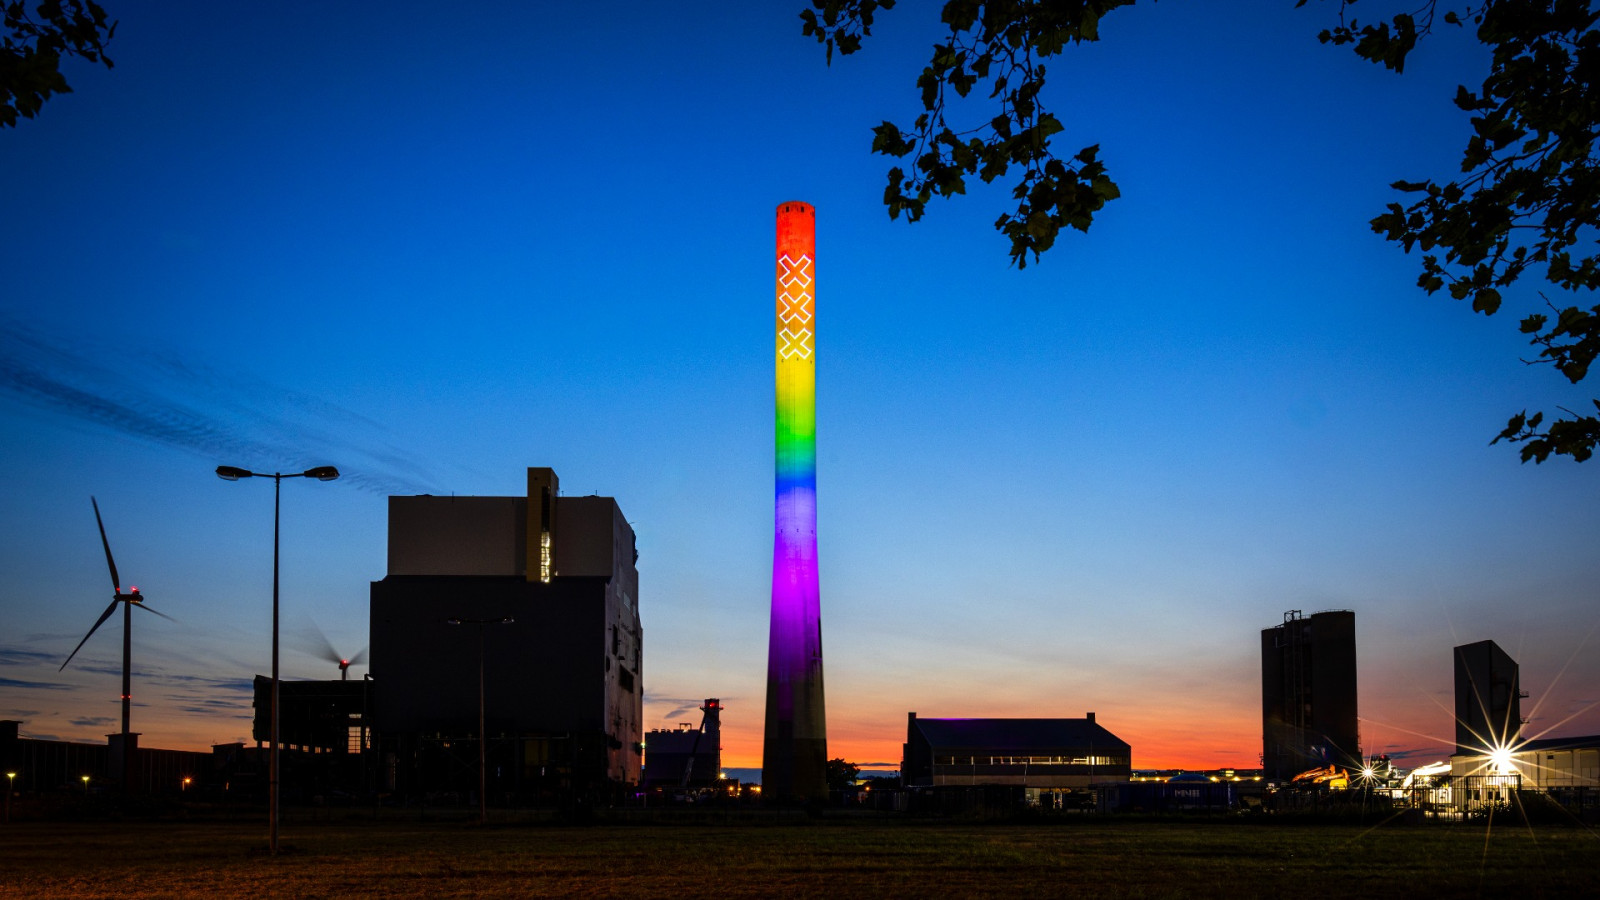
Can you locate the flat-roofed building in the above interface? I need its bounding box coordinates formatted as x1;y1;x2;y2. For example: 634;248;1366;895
370;467;642;800
1501;734;1600;788
902;712;1131;791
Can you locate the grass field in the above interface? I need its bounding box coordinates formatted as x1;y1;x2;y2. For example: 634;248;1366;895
2;814;1595;898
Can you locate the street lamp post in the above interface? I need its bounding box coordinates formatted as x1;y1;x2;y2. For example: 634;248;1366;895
446;616;514;825
5;772;13;823
216;464;339;855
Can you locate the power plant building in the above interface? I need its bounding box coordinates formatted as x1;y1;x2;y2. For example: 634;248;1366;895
1446;640;1599;815
1261;609;1360;780
642;698;722;789
1452;639;1522;756
902;713;1131;790
369;467;642;800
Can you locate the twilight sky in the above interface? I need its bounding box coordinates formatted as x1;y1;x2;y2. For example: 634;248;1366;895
1;2;1596;774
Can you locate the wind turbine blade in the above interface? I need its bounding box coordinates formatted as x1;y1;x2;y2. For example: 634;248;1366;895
304;619;343;665
91;497;121;592
60;599;120;671
134;603;176;622
349;647;368;666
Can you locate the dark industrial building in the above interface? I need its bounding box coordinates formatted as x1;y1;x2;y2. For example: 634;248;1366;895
642;698;722;789
1261;609;1360;781
248;676;372;795
369;467;642;802
251;676;370;754
1453;639;1522;755
0;720;212;797
902;713;1131;796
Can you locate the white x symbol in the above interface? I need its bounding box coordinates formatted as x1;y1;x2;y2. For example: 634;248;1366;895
779;327;813;360
779;289;812;324
778;254;813;289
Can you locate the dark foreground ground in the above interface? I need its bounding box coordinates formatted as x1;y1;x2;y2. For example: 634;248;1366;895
1;814;1595;898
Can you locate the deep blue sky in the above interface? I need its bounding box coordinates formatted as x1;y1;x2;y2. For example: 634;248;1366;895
2;1;1596;769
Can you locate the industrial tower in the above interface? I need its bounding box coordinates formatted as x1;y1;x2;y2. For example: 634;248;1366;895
762;201;828;802
1261;609;1360;780
1453;639;1522;756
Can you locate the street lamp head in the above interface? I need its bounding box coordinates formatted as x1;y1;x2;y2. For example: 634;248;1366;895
215;465;253;481
302;466;340;481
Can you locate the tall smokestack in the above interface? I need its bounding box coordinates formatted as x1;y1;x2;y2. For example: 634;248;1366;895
762;200;827;802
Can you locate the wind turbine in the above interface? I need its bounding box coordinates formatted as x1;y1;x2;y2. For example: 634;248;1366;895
306;620;366;680
60;497;171;769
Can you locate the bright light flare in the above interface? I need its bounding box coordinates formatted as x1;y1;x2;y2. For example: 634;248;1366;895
1488;744;1515;775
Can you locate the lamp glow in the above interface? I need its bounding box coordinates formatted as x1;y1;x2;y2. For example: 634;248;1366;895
762;201;828;802
1489;744;1514;775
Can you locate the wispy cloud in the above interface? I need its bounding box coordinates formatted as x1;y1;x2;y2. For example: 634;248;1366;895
0;676;73;690
153;674;254;693
0;315;447;494
644;693;713;723
69;716;115;728
0;647;61;666
175;707;251;719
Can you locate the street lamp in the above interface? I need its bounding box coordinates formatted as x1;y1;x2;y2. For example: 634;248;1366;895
81;775;90;796
446;616;514;825
216;464;339;855
5;772;13;824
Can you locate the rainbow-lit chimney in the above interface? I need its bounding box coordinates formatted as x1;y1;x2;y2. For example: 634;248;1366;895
762;200;828;802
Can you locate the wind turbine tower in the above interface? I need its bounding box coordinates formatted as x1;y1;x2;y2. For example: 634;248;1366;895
61;498;171;791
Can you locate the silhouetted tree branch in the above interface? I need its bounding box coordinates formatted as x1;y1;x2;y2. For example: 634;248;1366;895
2;0;115;128
802;0;1600;463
